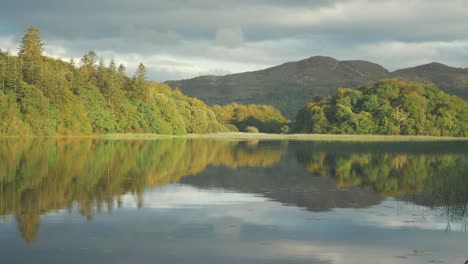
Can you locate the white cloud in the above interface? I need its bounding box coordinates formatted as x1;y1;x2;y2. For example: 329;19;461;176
0;35;18;54
355;39;468;69
121;184;267;209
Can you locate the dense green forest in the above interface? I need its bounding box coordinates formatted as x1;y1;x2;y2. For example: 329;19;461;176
0;27;230;136
293;79;468;137
213;103;288;133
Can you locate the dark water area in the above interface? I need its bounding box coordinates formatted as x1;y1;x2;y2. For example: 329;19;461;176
0;139;467;263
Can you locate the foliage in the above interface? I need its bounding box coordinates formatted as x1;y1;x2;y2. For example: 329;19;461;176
0;26;228;136
245;126;260;133
293;79;468;137
213;103;288;133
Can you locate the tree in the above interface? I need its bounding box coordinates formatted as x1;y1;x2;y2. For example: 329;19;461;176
132;63;149;101
212;103;288;133
118;64;126;76
293;79;468;137
78;51;98;85
135;63;147;80
4;52;20;92
0;52;5;92
18;26;44;85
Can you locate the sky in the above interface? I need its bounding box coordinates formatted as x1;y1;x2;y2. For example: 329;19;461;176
1;0;468;81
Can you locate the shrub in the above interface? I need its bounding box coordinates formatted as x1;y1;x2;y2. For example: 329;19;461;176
245;126;260;133
225;124;239;132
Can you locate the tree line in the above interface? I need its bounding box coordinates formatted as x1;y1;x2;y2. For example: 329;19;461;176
0;26;230;136
293;79;467;137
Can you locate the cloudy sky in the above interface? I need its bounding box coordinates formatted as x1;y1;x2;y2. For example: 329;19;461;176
1;0;468;81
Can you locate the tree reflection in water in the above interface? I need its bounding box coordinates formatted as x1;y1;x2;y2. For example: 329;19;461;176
0;139;466;243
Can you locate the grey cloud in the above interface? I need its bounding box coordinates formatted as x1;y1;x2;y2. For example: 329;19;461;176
215;27;244;48
4;0;468;42
120;26;184;45
1;0;467;81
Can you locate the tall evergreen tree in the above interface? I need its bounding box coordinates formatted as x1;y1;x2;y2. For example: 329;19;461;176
5;52;20;92
0;52;5;92
118;64;126;76
96;58;107;90
117;64;127;90
133;63;149;101
135;63;147;80
18;26;44;85
79;51;98;85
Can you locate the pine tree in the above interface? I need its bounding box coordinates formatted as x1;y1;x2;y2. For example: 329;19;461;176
117;64;127;90
96;57;107;90
18;26;44;85
5;52;19;92
109;59;117;74
106;59;119;112
118;64;126;76
79;51;98;85
135;63;147;81
133;63;149;101
0;52;5;93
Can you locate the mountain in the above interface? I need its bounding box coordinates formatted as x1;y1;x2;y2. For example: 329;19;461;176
166;57;468;117
391;62;468;99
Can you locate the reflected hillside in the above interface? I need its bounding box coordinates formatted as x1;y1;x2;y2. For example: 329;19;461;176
293;141;468;221
184;141;467;220
182;154;384;212
0;139;284;244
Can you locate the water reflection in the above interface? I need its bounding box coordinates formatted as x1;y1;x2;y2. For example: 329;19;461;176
0;139;467;246
0;139;285;243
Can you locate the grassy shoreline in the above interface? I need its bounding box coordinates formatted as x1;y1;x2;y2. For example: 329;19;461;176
100;132;467;141
1;132;467;141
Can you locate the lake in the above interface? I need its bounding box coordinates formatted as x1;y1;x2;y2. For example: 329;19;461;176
0;138;467;264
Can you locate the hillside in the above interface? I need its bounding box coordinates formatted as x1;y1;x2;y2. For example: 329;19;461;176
167;57;468;117
167;56;390;117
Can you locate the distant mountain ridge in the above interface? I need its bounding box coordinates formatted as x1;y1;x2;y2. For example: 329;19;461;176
391;62;468;99
166;56;468;117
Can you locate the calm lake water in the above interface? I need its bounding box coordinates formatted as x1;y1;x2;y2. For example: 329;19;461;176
0;139;467;264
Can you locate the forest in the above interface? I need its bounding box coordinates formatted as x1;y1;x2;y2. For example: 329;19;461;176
1;27;467;137
293;79;467;137
0;27;233;136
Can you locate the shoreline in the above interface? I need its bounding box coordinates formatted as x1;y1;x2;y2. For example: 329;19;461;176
2;133;466;141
